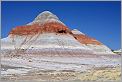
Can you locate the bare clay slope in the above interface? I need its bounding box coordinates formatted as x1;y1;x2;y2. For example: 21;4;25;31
1;11;114;55
1;11;120;82
1;11;94;56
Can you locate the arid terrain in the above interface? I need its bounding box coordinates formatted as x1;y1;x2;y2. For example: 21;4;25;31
1;51;121;82
1;11;121;82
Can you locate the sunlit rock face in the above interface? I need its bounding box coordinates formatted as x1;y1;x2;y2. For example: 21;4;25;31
28;11;65;25
72;29;102;45
2;11;114;55
71;29;114;54
1;11;120;82
9;11;71;36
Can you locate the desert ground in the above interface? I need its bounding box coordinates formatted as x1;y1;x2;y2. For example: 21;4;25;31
1;50;121;82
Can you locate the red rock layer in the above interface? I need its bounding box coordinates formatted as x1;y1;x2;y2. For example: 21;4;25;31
72;34;102;45
42;22;71;33
9;22;101;45
9;24;41;36
9;22;71;36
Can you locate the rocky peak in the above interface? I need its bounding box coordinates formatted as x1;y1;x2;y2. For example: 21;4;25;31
9;11;71;36
27;11;65;25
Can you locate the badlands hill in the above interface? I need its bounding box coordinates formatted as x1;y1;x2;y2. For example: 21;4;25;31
1;11;120;82
1;11;113;55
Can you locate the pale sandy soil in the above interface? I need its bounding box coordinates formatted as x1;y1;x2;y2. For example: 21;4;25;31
1;55;121;82
1;66;121;82
1;51;121;82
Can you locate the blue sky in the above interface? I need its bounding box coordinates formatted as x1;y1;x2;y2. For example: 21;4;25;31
1;1;121;50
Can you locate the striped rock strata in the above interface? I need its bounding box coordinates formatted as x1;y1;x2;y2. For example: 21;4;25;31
1;11;114;55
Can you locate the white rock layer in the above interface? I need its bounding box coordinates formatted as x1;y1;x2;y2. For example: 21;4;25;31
27;11;65;26
1;33;92;51
72;29;85;35
86;44;114;54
